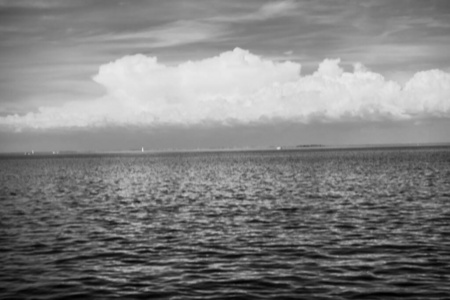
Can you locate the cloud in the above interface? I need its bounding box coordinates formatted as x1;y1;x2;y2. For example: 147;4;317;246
0;0;79;9
92;20;226;49
257;0;298;19
1;48;450;131
212;0;299;22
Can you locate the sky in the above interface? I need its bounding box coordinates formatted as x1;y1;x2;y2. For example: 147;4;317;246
0;0;450;152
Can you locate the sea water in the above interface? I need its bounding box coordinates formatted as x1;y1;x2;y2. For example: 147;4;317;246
1;147;450;299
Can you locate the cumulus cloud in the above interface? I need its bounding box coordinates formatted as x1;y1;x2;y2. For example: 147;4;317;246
1;48;450;131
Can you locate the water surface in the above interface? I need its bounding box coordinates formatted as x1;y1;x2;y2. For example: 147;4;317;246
1;147;450;299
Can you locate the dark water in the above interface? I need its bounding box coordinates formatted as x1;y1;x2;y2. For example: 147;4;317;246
1;147;450;299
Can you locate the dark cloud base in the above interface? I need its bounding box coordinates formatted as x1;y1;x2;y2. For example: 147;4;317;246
1;119;449;153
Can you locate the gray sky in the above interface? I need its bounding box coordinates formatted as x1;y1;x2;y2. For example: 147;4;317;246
1;0;450;152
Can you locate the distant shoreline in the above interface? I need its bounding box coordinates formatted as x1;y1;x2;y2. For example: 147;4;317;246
1;142;449;156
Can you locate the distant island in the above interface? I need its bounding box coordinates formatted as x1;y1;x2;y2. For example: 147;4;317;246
296;144;324;148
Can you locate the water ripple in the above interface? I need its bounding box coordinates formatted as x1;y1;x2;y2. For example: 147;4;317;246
1;147;450;299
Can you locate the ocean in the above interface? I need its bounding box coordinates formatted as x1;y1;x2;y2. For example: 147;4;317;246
1;147;450;299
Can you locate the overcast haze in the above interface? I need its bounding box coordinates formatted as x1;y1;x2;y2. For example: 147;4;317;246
1;0;450;152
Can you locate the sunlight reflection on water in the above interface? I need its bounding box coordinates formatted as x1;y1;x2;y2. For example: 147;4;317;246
1;147;450;299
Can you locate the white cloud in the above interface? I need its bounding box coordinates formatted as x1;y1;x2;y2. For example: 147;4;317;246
314;58;344;77
1;48;450;131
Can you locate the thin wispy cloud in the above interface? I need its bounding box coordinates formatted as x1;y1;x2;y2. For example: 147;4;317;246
211;0;299;23
90;20;227;49
0;0;75;9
